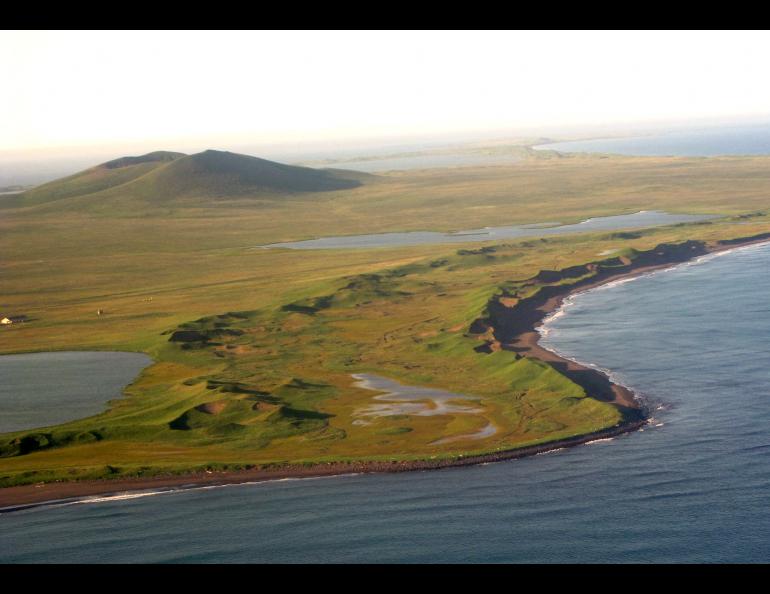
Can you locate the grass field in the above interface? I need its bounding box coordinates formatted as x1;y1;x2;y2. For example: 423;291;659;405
2;149;770;487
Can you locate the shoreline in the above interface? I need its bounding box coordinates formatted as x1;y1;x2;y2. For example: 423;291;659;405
2;232;770;512
0;421;645;514
479;232;770;416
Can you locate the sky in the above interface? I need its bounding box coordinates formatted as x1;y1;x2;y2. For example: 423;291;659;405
3;30;770;159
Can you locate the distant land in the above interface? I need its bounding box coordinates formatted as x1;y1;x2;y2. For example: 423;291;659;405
5;118;766;188
0;185;31;195
0;134;556;188
535;121;770;157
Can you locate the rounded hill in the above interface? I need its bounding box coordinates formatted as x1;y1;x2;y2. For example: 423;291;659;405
13;150;369;209
142;150;365;199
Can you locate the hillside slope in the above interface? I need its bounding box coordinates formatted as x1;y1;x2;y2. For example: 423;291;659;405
17;151;186;207
135;150;366;200
14;149;369;210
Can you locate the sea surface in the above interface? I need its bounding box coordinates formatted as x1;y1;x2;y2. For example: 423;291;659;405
0;351;151;433
260;210;714;250
3;242;770;562
535;122;770;156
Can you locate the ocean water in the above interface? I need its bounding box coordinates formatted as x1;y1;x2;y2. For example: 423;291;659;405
260;210;714;250
535;122;770;156
3;243;770;563
0;351;151;433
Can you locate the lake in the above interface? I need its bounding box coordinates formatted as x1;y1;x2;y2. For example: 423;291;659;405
0;351;151;433
259;210;716;250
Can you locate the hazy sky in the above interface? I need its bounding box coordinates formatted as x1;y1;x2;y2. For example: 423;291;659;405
3;30;770;156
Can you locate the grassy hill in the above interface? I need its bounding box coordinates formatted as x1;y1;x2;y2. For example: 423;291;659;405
11;149;369;211
15;151;186;207
101;151;185;169
142;150;367;199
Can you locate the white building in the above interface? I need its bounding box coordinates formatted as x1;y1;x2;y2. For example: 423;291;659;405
1;315;27;325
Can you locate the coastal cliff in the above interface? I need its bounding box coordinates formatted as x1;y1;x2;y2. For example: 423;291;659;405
469;233;770;420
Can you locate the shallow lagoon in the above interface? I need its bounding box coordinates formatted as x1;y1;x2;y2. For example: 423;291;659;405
260;210;716;250
351;373;494;443
0;351;151;433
